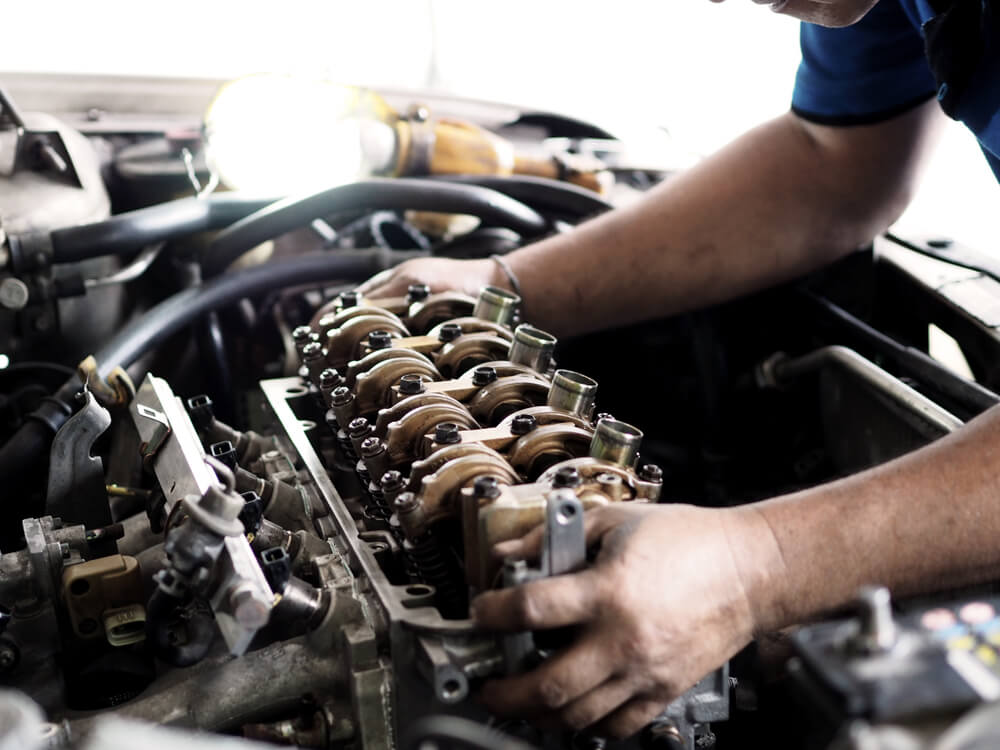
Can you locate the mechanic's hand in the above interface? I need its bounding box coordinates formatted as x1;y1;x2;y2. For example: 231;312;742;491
356;256;501;299
470;503;764;738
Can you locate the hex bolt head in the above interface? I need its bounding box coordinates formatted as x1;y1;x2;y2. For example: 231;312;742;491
380;470;405;493
331;386;353;407
510;414;538;436
318;368;341;389
438;323;462;343
472;366;498;386
292;325;314;344
368;330;392;350
340;290;360;308
473;475;501;499
229;586;270;629
360;436;384;458
407;283;430;303
399;373;425;395
639;464;664;483
348;417;371;437
434;422;461;444
301;341;324;362
552;467;582;489
394;492;419;514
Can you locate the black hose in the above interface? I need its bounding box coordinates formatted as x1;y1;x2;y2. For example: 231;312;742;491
40;194;279;264
146;587;215;668
403;716;539;750
202;178;548;276
433;175;613;219
0;249;413;501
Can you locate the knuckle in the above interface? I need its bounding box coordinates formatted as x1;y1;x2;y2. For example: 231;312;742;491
536;677;570;710
560;703;601;731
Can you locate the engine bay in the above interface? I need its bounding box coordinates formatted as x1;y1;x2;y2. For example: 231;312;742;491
2;75;1000;750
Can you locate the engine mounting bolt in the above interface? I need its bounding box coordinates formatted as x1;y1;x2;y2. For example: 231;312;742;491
301;341;324;362
348;417;371;438
434;422;461;444
473;476;501;499
407;283;431;303
510;414;538;436
380;470;405;493
360;437;384;458
318;368;341;389
394;492;419;514
438;323;462;343
368;330;392;350
399;373;425;395
472;366;498;386
552;467;582;489
639;464;663;483
339;290;360;308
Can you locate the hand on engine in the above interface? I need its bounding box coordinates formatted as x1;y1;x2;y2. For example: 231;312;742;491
356;256;504;299
470;503;765;738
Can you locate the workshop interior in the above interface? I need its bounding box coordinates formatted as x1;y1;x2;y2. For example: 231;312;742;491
4;6;1000;750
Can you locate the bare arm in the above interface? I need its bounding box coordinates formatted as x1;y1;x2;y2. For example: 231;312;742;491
361;101;943;337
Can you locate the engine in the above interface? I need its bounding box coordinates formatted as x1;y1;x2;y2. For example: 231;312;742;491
3;78;1000;750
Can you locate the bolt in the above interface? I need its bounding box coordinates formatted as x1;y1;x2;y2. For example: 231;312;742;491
380;470;405;493
399;373;425;395
301;341;324;362
552;467;582;489
472;366;497;386
639;464;663;483
339;290;360;308
318;368;341;390
230;587;270;629
473;476;501;499
394;492;419;514
434;422;461;444
595;412;615;424
348;417;371;438
407;283;430;303
438;323;462;343
368;330;392;350
292;325;313;346
360;436;384;458
331;386;353;407
510;414;538;435
596;472;621;486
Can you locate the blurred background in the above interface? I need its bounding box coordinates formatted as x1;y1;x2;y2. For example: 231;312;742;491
3;0;995;250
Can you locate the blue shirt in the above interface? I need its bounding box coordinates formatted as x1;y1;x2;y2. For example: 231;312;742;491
791;0;1000;181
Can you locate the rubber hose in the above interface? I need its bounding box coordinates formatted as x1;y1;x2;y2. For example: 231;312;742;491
146;587;215;668
433;174;613;218
46;193;279;263
0;249;415;489
202;178;548;276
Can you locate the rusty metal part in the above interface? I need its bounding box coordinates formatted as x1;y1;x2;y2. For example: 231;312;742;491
467;374;550;424
325;314;411;368
407;291;476;332
434;333;513;377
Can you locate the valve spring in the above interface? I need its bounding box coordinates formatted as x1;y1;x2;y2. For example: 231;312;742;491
366;484;391;522
408;530;466;618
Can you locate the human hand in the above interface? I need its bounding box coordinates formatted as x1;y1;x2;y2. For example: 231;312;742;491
471;503;771;738
355;256;503;299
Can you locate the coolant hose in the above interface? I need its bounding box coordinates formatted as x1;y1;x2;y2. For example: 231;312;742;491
11;194;279;266
202;178;548;276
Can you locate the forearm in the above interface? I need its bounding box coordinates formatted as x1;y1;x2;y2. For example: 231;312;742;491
733;403;1000;634
506;103;940;337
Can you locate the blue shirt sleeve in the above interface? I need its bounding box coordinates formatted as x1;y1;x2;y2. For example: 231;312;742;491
792;0;937;125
